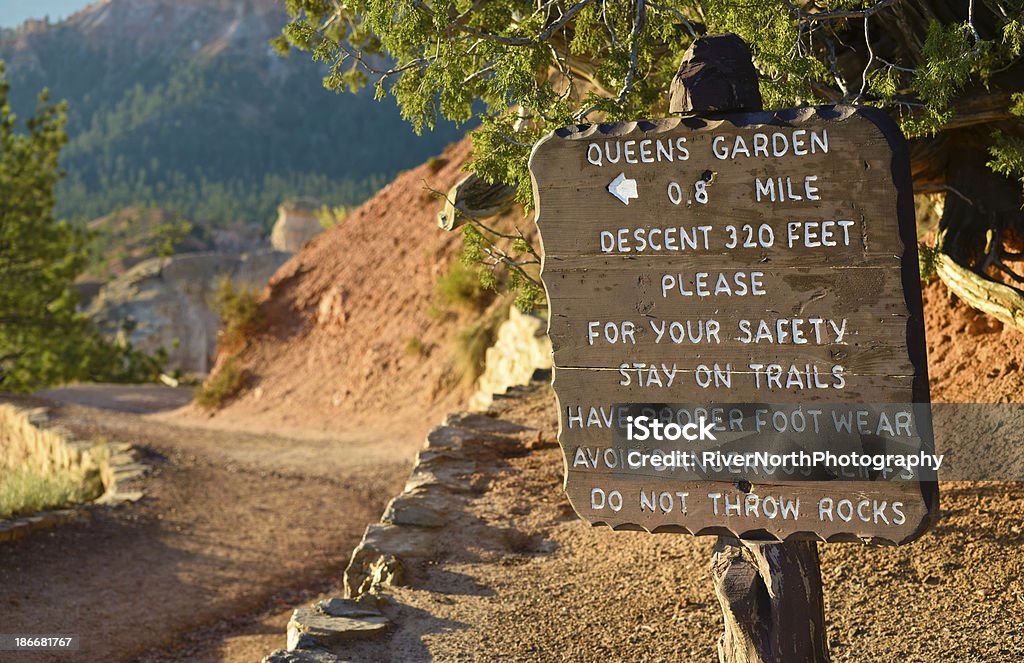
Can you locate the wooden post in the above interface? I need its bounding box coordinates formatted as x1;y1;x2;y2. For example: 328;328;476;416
670;34;830;663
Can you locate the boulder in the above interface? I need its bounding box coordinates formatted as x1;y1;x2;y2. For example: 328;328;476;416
88;251;290;373
271;199;324;252
469;306;553;410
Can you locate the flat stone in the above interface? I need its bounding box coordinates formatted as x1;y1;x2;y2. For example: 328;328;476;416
286;607;389;651
96;491;145;505
263;648;343;662
382;491;450;528
424;425;474;451
314;597;381;619
414;449;471;470
358;523;436;559
444;412;531;435
403;460;477;494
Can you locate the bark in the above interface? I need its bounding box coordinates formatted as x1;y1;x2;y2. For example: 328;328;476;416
712;538;829;663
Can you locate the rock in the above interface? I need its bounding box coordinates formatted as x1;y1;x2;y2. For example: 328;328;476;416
74;277;106;309
286;606;389;651
88;250;289;373
345;552;407;598
468;305;552;411
367;554;405;591
344;523;428;596
271;199;325;252
315;597;382;619
236;249;294;285
263;648;343;663
424;425;476;452
315;285;349;332
211;223;267;255
382;490;452;528
403;458;478;494
447;412;532;436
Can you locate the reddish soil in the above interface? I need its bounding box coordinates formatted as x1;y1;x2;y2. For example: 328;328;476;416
234;256;1024;660
922;278;1024;402
186;136;529;440
332;382;1024;662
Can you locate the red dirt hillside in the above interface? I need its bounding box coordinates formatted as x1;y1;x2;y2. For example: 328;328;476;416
192;137;494;436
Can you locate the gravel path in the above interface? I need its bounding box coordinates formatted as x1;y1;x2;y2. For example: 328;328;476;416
331;388;1024;662
0;389;420;662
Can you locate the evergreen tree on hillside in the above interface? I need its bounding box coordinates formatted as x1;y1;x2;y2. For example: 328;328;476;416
279;1;1024;318
0;63;163;391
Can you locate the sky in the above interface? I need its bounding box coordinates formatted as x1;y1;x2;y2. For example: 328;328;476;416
0;1;94;28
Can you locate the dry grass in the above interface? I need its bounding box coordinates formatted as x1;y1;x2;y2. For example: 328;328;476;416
0;405;110;519
0;468;87;519
454;302;511;385
433;261;494;313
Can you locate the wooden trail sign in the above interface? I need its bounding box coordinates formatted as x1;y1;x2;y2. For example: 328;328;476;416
529;51;937;546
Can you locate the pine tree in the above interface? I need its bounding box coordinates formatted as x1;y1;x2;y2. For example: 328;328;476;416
278;1;1024;320
0;63;163;391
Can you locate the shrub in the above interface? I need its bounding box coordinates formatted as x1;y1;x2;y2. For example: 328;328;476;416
194;357;246;409
211;276;263;351
453;303;510;384
405;337;427;356
317;204;348;230
433;261;494;312
919;241;940;284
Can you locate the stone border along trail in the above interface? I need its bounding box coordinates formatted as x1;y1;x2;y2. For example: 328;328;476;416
0;405;146;545
263;384;558;662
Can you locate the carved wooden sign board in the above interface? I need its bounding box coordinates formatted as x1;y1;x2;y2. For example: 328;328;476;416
529;106;938;544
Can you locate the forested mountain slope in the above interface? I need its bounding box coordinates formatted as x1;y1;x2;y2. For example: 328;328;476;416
0;0;464;225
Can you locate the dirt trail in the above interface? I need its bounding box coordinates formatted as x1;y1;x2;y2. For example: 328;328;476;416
0;386;422;662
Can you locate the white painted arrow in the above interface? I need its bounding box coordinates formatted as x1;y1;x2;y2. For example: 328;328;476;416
607;172;638;205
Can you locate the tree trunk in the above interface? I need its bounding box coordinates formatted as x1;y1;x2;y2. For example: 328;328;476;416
712;538;829;663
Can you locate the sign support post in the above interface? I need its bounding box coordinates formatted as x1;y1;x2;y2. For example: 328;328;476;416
530;28;936;663
668;34;829;663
